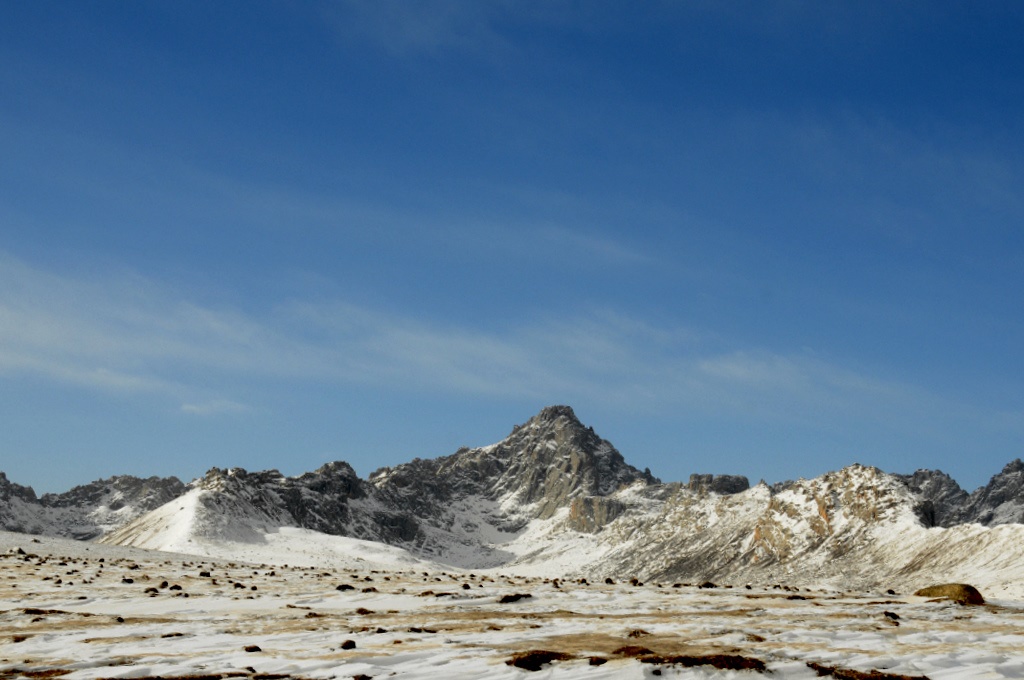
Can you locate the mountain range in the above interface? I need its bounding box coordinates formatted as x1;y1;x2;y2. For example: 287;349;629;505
3;405;1023;597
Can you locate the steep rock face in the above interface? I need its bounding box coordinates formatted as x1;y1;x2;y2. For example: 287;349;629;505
566;496;629;533
959;459;1024;525
370;405;658;532
0;472;41;534
0;472;38;504
896;469;969;527
486;405;659;510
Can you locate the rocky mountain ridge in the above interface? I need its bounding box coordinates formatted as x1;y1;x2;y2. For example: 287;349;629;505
3;406;1023;594
0;472;185;540
100;405;655;565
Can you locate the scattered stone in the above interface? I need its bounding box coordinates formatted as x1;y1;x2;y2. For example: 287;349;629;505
807;661;931;679
640;654;767;671
506;650;573;671
336;583;355;591
244;644;262;653
588;656;608;666
627;629;651;638
613;645;655;657
341;639;356;650
498;593;533;604
698;581;717;589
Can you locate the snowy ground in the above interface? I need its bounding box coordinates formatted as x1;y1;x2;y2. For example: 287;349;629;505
2;531;1024;680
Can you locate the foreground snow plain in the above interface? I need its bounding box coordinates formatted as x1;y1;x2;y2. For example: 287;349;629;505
3;532;1024;680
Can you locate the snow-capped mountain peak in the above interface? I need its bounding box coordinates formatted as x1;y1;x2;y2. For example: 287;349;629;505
5;406;1024;599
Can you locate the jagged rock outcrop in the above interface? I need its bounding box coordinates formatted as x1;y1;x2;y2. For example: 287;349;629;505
0;472;40;534
0;472;38;504
957;459;1024;525
688;474;750;495
198;462;370;538
896;469;969;527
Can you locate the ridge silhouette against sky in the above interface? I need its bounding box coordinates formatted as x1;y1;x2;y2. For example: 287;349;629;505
1;2;1022;492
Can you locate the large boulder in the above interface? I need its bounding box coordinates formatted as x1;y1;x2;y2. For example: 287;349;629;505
914;583;985;605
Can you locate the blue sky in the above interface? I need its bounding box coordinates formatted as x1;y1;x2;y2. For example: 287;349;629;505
1;1;1022;494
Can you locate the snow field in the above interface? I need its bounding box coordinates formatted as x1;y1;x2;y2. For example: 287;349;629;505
3;532;1024;679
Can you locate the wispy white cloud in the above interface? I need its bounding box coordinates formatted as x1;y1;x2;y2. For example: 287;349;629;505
0;251;1010;439
180;400;251;417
